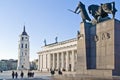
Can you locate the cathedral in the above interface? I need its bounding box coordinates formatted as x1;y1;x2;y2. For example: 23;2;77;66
17;26;30;70
37;38;77;72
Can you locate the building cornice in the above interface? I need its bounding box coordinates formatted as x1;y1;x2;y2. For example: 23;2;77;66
42;38;77;48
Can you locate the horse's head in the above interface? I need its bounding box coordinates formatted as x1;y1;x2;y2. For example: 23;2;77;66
88;6;92;14
78;1;85;9
88;5;99;14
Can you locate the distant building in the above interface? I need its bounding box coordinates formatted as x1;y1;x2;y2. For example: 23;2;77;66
0;59;17;71
30;59;38;70
17;26;30;70
0;60;7;71
8;59;18;70
37;38;77;72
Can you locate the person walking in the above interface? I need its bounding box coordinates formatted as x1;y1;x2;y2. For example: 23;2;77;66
27;71;30;78
58;69;62;75
50;69;55;76
12;71;14;79
15;72;18;79
20;71;24;78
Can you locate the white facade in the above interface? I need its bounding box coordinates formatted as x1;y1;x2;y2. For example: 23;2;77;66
37;38;77;72
17;26;30;70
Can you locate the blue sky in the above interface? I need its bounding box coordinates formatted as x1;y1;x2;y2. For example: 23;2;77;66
0;0;119;61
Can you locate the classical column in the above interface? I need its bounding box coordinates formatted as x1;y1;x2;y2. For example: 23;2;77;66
49;54;51;71
40;55;43;71
66;51;69;71
53;53;55;69
71;50;75;71
38;55;41;70
38;55;40;70
39;55;42;71
57;53;59;69
61;52;64;70
46;54;47;68
42;55;43;69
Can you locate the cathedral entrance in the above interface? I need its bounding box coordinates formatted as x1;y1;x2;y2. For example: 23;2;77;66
69;64;71;71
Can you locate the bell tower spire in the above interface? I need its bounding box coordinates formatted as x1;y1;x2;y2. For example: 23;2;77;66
23;25;26;32
17;26;30;70
22;25;28;35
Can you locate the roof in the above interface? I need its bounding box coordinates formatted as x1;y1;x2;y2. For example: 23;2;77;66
22;26;28;35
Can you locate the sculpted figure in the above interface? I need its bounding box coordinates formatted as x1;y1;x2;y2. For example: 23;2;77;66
88;5;108;22
74;1;91;22
88;2;117;22
44;39;47;46
101;2;117;18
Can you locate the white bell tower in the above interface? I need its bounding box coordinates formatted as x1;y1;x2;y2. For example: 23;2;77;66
17;26;30;70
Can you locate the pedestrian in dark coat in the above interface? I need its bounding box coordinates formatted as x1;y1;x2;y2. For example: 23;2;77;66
20;71;24;78
58;70;62;75
12;71;14;79
50;69;55;75
15;72;18;79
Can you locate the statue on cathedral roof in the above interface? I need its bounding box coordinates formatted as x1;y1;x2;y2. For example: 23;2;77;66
44;39;47;46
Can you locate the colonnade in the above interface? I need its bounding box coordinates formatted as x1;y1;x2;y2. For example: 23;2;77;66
38;50;77;72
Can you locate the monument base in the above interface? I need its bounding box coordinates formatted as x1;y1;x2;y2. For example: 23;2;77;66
76;19;120;76
76;69;112;77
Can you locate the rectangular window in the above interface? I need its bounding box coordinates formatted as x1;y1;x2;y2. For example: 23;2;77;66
25;44;27;48
21;44;23;48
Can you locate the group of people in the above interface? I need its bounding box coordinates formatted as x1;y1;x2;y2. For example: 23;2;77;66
50;68;62;75
12;71;23;79
12;71;34;79
27;71;34;78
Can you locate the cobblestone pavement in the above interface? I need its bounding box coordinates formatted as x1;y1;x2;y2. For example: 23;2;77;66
0;70;52;80
6;78;49;80
1;71;120;80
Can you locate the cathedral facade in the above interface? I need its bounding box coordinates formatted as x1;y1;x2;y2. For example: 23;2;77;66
37;38;77;72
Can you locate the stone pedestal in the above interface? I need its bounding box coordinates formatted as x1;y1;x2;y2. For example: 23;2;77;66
96;19;114;69
76;22;91;74
76;19;120;76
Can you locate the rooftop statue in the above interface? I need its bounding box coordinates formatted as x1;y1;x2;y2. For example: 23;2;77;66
44;39;47;46
55;37;58;43
69;2;91;22
88;2;117;22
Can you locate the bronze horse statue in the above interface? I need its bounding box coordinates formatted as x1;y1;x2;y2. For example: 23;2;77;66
88;2;117;22
74;1;91;22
